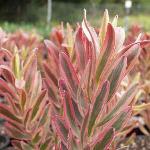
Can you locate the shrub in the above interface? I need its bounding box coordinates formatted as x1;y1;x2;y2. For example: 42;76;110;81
0;10;149;150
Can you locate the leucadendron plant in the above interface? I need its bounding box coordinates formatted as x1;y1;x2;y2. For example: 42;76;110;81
45;10;143;149
125;27;150;135
0;49;53;149
0;9;149;150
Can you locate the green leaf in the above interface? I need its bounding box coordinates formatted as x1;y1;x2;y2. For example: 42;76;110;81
40;138;51;150
97;84;137;126
74;27;86;73
53;116;69;145
81;108;89;145
21;142;34;150
30;90;47;121
6;123;31;140
32;128;42;144
108;56;127;100
20;90;26;111
99;9;109;45
112;15;118;27
59;52;79;100
112;107;131;131
88;81;109;135
63;91;80;137
93;128;114;150
96;23;115;83
0;104;22;123
12;47;21;79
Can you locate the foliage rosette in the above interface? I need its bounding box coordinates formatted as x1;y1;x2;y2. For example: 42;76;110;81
0;49;53;149
44;10;146;149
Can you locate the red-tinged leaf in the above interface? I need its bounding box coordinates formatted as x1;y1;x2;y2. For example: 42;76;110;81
24;53;37;93
124;44;140;74
44;40;59;61
59;52;79;100
92;128;114;150
40;138;52;150
32;127;43;144
82;9;99;53
96;23;115;83
0;48;12;58
29;71;42;105
30;89;47;121
43;78;58;104
99;9;109;45
0;79;18;99
4;93;19;114
82;10;97;76
59;79;83;126
117;42;140;58
62;91;80;137
0;65;15;85
92;108;129;149
23;108;32;128
21;141;33;150
37;103;50;128
84;145;91;150
78;59;92;102
20;89;26;111
0;104;22;124
112;107;132;132
53;115;69;146
23;49;37;74
43;62;58;87
6;120;24;132
140;40;150;47
72;100;83;126
50;27;64;47
74;27;86;73
115;27;125;51
5;122;31;140
97;84;137;126
81;108;89;146
107;56;127;100
88;81;109;135
68;130;80;150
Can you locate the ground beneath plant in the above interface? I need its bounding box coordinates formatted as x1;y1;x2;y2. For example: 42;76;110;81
119;136;150;150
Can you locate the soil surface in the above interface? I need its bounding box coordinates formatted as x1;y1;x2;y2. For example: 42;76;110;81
119;136;150;150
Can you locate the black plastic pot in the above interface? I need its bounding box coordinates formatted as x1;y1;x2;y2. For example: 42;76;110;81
0;135;10;150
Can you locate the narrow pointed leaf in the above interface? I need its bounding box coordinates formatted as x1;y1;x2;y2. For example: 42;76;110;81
53;116;69;145
21;142;33;150
96;23;115;83
88;81;109;135
108;56;127;100
93;128;114;150
97;84;137;126
0;104;22;123
81;108;89;145
59;52;79;100
62;91;80;137
99;9;109;45
30;89;47;121
74;27;86;73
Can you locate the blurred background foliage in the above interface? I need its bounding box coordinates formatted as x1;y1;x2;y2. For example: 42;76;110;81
0;0;149;37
